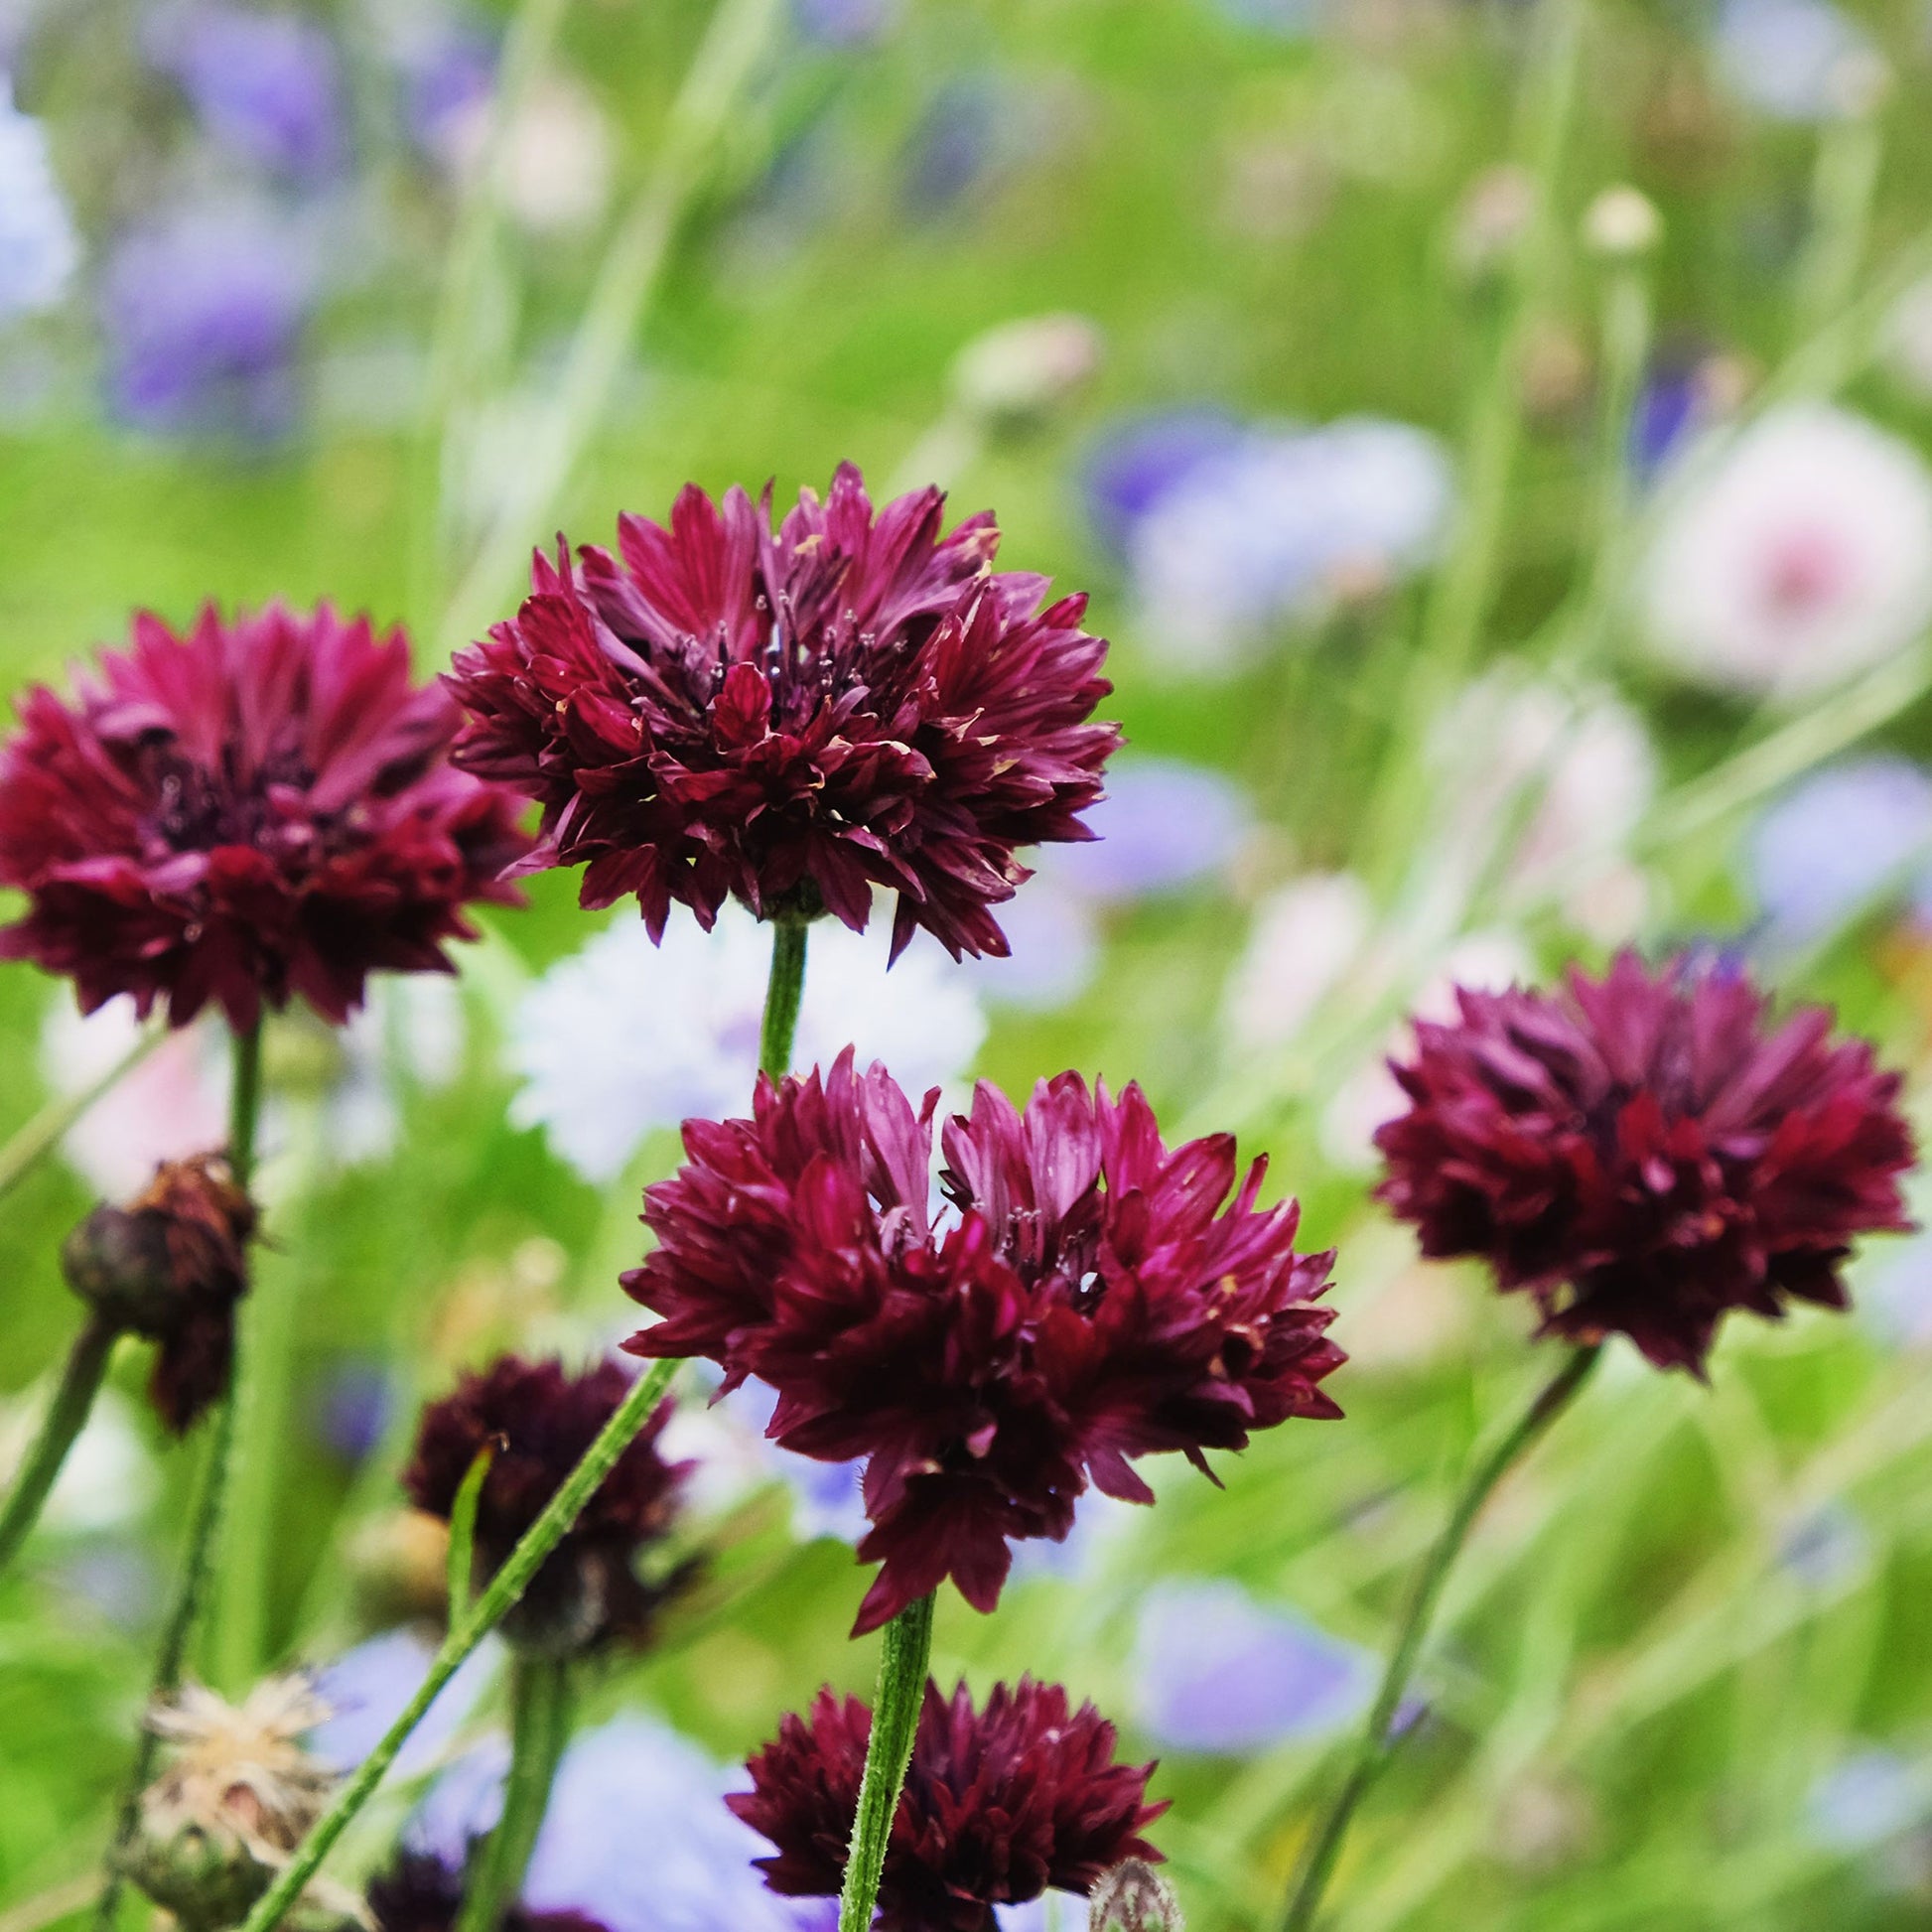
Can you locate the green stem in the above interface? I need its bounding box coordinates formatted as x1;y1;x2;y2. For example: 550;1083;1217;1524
838;1592;936;1932
0;1026;165;1208
456;1656;573;1932
0;1319;118;1578
1281;1346;1600;1932
1792;103;1883;350
759;918;809;1080
93;1020;262;1932
235;1358;680;1932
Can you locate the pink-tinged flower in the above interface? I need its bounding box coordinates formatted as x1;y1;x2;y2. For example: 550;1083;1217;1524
1374;951;1915;1373
444;464;1120;961
625;1049;1342;1633
731;1678;1166;1932
0;604;530;1031
403;1357;692;1655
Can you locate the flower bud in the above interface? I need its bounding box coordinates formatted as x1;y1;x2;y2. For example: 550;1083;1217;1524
948;313;1103;436
1089;1860;1184;1932
1582;185;1662;260
61;1155;256;1433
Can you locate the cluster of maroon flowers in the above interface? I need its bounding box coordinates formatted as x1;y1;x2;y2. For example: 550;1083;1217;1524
1;462;1922;1932
628;1048;1344;1632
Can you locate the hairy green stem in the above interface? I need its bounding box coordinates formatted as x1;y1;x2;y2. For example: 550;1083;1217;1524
235;1355;679;1932
759;918;809;1079
93;1021;262;1932
456;1656;574;1932
0;1025;165;1208
838;1592;937;1932
0;1319;118;1578
1282;1347;1600;1932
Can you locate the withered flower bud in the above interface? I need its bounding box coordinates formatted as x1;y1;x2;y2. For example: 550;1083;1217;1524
1089;1861;1184;1932
61;1154;256;1433
119;1678;354;1932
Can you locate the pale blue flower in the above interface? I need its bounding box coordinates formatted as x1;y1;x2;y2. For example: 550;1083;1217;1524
0;75;78;321
1807;1748;1929;1852
1746;758;1932;952
1712;0;1875;122
309;1627;497;1777
1044;759;1252;903
1133;1578;1373;1753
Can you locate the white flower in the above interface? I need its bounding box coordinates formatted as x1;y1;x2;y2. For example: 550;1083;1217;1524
1222;872;1375;1054
507;902;987;1182
0;1385;154;1534
0;74;78;321
1130;417;1452;674
442;72;614;235
1642;404;1932;700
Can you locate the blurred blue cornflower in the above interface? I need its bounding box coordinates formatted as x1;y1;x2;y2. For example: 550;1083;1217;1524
313;1356;398;1466
97;199;318;437
901;75;1005;212
1132;1578;1374;1754
377;1;496;163
1710;0;1878;122
1081;407;1244;560
1806;1747;1931;1853
1120;417;1452;675
964;757;1253;1011
310;1626;498;1777
143;2;347;183
0;74;78;321
793;0;898;48
1745;757;1932;954
1210;0;1320;35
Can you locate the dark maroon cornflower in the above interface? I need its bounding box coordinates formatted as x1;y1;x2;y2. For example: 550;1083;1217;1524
443;464;1120;960
731;1677;1167;1932
0;603;530;1030
1374;950;1915;1374
403;1356;692;1655
625;1048;1342;1634
62;1153;256;1433
367;1851;608;1932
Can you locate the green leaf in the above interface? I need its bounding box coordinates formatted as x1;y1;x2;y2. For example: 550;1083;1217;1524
446;1443;496;1635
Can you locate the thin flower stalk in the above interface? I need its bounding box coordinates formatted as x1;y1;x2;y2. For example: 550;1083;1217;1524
0;1318;118;1577
453;1656;573;1932
836;1592;935;1932
1281;1346;1600;1932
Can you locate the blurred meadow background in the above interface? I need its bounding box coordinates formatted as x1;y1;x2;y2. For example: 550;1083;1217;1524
7;0;1932;1928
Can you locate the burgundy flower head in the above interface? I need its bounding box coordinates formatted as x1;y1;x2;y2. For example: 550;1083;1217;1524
367;1851;608;1932
403;1356;692;1654
443;464;1120;960
731;1677;1167;1932
1374;951;1915;1373
62;1153;256;1433
0;603;530;1030
626;1049;1342;1633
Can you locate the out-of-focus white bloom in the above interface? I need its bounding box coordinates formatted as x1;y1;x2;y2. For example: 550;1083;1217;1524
1222;873;1375;1053
0;75;78;320
1881;275;1932;401
508;903;987;1182
1582;184;1662;260
1433;672;1657;938
1129;418;1452;675
0;1385;154;1533
948;313;1101;434
1712;0;1880;122
327;976;467;1165
444;72;614;235
43;997;227;1199
1318;930;1532;1173
1642;404;1932;700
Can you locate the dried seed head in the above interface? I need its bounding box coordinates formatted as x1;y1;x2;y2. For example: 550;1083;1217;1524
1089;1860;1183;1932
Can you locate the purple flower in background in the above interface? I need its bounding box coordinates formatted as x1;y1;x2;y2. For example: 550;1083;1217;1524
1858;1228;1932;1348
314;1356;397;1465
1081;410;1244;560
793;0;898;47
1630;363;1708;480
379;3;496;161
414;1718;827;1932
98;202;316;438
901;76;1002;212
144;4;346;182
1746;758;1932;953
1210;0;1318;35
1047;759;1251;902
1132;1578;1373;1753
309;1628;496;1777
1712;0;1878;123
1776;1502;1869;1591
